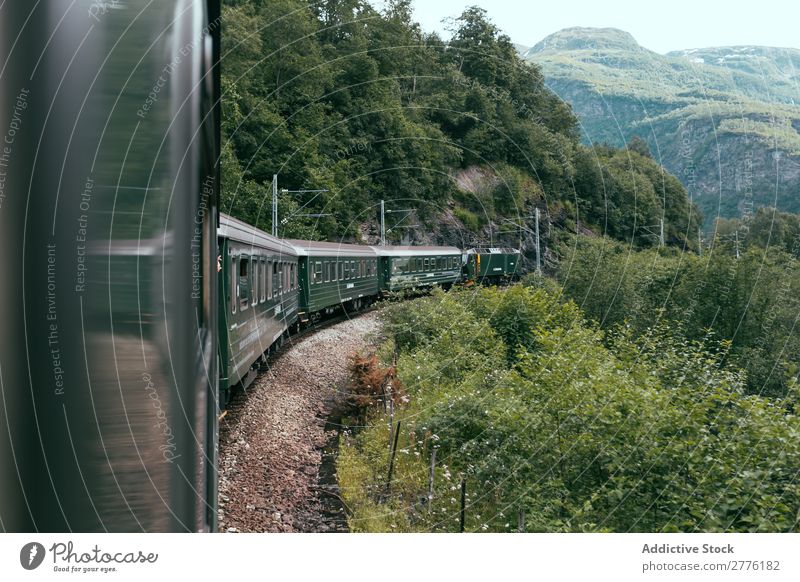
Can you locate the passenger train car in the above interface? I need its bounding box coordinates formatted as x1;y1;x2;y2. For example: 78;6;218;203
373;245;463;292
287;239;379;323
218;214;298;404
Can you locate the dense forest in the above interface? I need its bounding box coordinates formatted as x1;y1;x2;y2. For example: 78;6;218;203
221;1;700;250
558;214;800;399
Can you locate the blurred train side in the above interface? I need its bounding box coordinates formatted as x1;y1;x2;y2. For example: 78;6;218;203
0;0;220;532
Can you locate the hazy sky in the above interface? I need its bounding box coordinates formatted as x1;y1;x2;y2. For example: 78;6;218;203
397;0;800;53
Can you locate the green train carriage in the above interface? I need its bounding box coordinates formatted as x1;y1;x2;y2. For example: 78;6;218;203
372;245;463;292
287;240;380;323
218;214;299;404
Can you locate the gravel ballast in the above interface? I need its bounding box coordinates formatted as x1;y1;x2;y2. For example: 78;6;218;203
218;312;380;532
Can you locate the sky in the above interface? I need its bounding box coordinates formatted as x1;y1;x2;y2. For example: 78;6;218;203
387;0;800;53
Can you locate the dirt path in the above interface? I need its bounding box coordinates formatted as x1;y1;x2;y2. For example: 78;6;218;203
218;312;380;532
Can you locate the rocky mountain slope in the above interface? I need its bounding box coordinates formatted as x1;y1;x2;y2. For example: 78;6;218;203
523;27;800;223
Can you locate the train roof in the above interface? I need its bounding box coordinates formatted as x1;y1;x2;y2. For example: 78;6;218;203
465;247;521;254
370;245;462;257
285;239;379;258
218;213;297;255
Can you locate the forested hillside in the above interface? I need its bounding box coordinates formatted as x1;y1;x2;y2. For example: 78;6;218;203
524;27;800;223
221;1;700;252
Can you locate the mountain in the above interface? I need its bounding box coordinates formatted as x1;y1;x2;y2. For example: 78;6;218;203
522;27;800;223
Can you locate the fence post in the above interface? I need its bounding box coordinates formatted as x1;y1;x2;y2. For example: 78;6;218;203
385;421;402;496
388;398;394;451
459;476;466;533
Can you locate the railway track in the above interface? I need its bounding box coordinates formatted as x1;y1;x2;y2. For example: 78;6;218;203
217;308;381;532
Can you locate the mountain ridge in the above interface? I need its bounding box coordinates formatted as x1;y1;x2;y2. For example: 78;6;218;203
520;27;800;222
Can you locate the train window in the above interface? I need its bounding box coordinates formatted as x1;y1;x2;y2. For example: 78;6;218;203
231;256;237;314
281;261;289;295
285;263;291;293
324;262;330;283
253;260;259;305
313;261;323;284
267;261;272;300
294;263;298;289
423;258;429;270
275;262;281;296
343;261;349;280
239;256;250;311
261;258;267;301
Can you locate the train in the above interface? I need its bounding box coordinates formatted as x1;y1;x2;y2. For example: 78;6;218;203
0;0;519;533
218;212;520;405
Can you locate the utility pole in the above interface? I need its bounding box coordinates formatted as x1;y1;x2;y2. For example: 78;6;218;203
380;199;386;246
735;230;740;259
534;207;541;274
272;174;278;237
659;217;665;247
